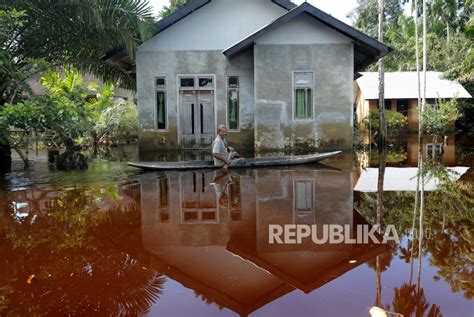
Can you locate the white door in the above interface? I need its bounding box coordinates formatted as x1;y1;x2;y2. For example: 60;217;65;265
180;90;214;148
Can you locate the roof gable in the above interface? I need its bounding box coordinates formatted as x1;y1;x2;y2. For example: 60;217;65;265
223;2;391;71
154;0;296;35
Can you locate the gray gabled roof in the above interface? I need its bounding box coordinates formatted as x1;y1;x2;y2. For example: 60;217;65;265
223;2;392;72
154;0;296;35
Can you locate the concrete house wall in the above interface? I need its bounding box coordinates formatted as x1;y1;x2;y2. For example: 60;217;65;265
253;14;354;152
136;0;287;152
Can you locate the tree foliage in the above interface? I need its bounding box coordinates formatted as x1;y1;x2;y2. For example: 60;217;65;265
365;110;408;132
356;162;474;300
159;0;191;17
0;0;154;103
352;0;474;126
421;98;460;135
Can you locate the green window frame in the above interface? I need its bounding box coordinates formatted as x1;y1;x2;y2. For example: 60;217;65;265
155;77;166;130
227;76;240;131
294;72;314;119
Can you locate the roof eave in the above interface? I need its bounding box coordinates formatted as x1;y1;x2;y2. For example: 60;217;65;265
271;0;297;10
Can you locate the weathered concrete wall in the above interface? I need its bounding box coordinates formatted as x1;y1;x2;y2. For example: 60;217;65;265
254;44;354;153
136;49;255;153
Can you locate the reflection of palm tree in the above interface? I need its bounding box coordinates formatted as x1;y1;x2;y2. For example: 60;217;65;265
0;185;165;316
391;283;443;317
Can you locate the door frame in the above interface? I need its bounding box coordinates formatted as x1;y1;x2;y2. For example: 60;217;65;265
176;74;217;148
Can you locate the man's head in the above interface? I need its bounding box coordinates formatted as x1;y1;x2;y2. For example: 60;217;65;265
217;125;228;139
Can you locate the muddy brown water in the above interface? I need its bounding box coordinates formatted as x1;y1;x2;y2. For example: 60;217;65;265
0;138;473;316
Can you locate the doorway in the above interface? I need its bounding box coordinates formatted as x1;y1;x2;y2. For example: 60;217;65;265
178;75;215;148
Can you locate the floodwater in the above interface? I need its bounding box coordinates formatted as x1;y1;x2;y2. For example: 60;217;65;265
0;137;472;317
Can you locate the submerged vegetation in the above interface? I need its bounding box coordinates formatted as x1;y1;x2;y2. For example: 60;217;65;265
0;69;138;169
0;0;153;170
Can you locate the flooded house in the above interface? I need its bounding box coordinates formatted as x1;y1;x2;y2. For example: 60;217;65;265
355;71;472;132
136;0;390;155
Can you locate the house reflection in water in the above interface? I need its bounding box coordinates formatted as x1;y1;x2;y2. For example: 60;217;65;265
140;158;387;316
407;134;456;166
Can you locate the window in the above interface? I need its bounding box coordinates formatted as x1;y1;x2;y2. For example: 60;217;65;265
158;178;169;222
199;77;214;88
155;77;166;130
385;99;392;110
179;76;215;89
294;72;313;119
426;143;443;157
397;100;409;115
293;180;315;224
180;77;195;88
229;175;241;221
227;76;240;130
156;78;165;88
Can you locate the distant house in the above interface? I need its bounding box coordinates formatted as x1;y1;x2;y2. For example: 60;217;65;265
355;71;472;132
136;0;390;154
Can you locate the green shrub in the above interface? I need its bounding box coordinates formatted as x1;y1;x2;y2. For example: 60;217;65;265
422;98;459;136
364;110;407;132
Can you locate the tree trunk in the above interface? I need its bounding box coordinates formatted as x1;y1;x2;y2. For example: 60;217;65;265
54;127;88;171
417;0;428;294
376;0;386;236
446;21;450;46
377;0;387;146
410;0;423;286
0;136;12;173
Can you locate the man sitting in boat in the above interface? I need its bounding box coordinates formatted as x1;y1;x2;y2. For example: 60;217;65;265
212;125;241;168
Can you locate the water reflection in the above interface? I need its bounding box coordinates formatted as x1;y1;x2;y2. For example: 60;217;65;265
0;148;472;316
0;183;165;316
140;160;388;316
360;134;457;167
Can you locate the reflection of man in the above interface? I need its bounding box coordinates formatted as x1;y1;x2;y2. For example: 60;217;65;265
212;125;239;168
210;170;241;210
210;169;230;206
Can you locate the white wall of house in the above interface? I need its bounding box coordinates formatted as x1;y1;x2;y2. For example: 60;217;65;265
256;13;352;45
139;0;287;52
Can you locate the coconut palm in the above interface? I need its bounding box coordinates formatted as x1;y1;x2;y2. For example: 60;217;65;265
0;0;154;102
431;0;458;45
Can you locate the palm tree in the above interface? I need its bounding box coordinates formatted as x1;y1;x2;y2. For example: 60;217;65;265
1;0;154;100
0;0;154;169
431;0;458;45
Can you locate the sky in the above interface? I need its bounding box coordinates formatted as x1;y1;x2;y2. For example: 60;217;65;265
147;0;359;25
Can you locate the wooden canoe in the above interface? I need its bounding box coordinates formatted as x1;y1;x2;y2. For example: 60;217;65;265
128;151;342;171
